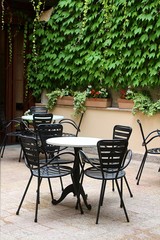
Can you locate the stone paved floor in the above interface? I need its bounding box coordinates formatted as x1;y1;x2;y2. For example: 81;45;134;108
1;145;160;240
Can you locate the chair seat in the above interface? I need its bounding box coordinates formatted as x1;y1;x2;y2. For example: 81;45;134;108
32;165;72;178
6;131;22;137
148;148;160;154
62;133;76;137
85;167;125;180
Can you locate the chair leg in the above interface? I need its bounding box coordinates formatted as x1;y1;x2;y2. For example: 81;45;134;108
1;135;7;158
120;178;123;208
96;180;105;224
56;163;64;191
136;152;147;185
112;179;115;191
48;178;54;202
124;176;133;198
59;176;64;191
35;177;41;222
36;178;43;204
19;147;23;162
100;180;107;206
16;175;33;215
115;179;129;222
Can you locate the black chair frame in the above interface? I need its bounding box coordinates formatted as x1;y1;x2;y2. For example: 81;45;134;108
136;119;160;185
79;139;132;224
59;113;84;137
112;124;133;197
0;118;34;161
16;135;78;222
30;106;48;114
38;123;75;191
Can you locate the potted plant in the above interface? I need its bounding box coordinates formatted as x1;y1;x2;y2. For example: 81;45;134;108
46;87;73;110
132;91;160;116
56;86;74;106
73;85;111;116
73;91;87;116
117;88;134;109
85;85;111;108
47;85;111;116
117;88;160;116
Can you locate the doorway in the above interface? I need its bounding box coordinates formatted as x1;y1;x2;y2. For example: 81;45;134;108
0;27;25;143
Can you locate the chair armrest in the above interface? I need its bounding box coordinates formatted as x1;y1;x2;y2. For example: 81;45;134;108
144;130;160;145
79;150;101;170
59;118;79;129
38;151;76;169
121;149;132;170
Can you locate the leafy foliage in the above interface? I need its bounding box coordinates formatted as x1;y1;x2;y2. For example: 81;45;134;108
73;91;87;116
127;90;160;116
26;0;160;100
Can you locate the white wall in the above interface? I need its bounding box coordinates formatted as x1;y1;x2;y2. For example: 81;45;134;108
50;105;160;155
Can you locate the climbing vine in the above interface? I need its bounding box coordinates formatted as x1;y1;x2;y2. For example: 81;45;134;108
26;0;160;99
7;23;12;63
29;0;45;58
1;0;5;30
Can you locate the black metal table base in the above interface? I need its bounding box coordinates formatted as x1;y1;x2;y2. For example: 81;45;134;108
52;183;91;211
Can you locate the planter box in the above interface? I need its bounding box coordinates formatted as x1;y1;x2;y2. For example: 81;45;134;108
85;98;112;108
56;96;74;106
117;98;134;109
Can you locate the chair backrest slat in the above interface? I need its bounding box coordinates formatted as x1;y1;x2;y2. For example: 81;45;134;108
33;113;53;133
19;136;40;168
30;106;48;114
97;139;128;173
38;123;63;155
113;125;132;141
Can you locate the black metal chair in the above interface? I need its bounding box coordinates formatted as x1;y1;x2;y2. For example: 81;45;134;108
38;123;75;190
33;113;53;139
38;123;63;157
136;119;160;185
87;125;133;197
112;125;133;197
58;113;84;153
113;125;132;141
79;139;132;224
59;113;84;137
24;106;48;127
0;118;34;160
30;106;48;114
16;135;76;222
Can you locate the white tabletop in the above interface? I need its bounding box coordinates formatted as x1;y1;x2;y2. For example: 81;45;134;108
46;137;101;148
22;114;64;122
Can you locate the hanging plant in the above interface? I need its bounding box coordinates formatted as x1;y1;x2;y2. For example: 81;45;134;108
82;0;90;29
1;0;5;30
73;91;87;116
102;0;112;26
7;23;12;64
23;22;28;68
29;0;45;59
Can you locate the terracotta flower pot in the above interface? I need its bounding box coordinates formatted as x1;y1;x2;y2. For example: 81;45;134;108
117;98;134;109
56;96;74;106
85;98;112;108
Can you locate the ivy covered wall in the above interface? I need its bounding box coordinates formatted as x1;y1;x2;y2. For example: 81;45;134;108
26;0;160;99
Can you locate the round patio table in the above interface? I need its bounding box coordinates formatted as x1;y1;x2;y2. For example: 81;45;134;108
46;136;101;210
